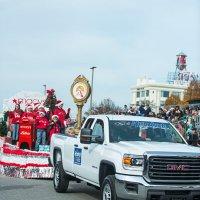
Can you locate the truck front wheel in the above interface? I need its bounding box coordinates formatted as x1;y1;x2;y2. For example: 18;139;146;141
53;161;69;193
101;175;118;200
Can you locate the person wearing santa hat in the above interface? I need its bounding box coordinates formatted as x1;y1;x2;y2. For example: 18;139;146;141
35;105;46;120
21;105;35;123
35;111;49;151
48;115;62;143
52;100;67;133
9;103;24;144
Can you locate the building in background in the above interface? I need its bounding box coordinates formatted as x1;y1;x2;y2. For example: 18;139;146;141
131;77;187;113
131;52;199;113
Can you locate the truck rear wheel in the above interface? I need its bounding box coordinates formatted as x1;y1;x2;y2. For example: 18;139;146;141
53;161;69;193
101;175;118;200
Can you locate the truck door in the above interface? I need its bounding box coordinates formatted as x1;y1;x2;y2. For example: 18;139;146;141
81;118;105;184
73;118;95;179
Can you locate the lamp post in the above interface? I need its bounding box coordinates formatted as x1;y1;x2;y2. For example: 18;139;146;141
43;84;47;95
90;66;97;113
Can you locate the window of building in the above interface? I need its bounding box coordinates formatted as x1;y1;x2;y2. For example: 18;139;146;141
161;91;169;98
146;90;149;97
172;91;181;97
137;92;140;98
141;91;145;97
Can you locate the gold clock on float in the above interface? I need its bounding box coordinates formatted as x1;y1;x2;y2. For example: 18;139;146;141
71;75;91;104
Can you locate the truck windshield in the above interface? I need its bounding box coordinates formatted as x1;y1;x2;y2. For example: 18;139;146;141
109;120;185;144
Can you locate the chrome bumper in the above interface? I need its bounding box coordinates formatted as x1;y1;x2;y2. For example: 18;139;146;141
115;174;200;200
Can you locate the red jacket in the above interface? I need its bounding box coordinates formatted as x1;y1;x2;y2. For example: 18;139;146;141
36;116;49;130
10;109;23;124
49;121;62;140
22;112;35;122
53;107;66;126
34;110;46;120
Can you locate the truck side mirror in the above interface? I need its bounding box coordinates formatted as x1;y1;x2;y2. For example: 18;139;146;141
80;128;92;144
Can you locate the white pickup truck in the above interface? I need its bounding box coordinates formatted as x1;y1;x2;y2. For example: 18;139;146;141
50;115;200;200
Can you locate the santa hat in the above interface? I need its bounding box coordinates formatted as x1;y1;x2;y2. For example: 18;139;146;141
38;105;45;109
33;102;40;109
52;115;59;120
39;111;46;116
26;105;33;110
56;100;63;107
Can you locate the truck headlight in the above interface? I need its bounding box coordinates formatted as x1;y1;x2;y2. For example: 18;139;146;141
122;154;143;170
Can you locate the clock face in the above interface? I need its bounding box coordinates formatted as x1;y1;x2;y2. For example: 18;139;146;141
72;82;89;100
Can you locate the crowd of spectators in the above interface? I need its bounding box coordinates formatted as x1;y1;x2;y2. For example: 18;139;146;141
91;103;200;146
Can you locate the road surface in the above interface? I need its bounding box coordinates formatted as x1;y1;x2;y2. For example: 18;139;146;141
0;175;100;200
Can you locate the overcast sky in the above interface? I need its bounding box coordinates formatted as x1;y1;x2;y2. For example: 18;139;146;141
0;0;200;114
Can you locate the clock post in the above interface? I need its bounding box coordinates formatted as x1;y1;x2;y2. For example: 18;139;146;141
71;75;91;131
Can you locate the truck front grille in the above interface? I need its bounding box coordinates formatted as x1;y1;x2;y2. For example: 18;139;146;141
148;156;200;182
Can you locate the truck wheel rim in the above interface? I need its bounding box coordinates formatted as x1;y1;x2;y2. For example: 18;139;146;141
54;167;59;187
103;183;111;200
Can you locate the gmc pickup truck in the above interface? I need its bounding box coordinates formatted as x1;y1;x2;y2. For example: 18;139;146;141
50;115;200;200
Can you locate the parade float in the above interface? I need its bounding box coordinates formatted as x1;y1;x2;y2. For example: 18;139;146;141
0;91;52;178
0;76;90;179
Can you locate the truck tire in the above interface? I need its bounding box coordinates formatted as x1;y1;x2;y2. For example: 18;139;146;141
101;175;118;200
53;161;69;193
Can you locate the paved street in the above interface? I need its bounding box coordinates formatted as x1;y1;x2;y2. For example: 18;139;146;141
0;175;100;200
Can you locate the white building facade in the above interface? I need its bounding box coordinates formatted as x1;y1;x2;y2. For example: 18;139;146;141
131;78;187;113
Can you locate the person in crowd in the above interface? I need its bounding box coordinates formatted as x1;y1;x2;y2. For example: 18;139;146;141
53;100;67;133
175;121;185;137
157;108;167;119
123;105;128;115
173;106;183;120
128;106;138;116
144;104;151;117
187;127;199;146
48;115;62;143
35;111;49;151
148;111;156;117
10;103;23;144
138;104;146;116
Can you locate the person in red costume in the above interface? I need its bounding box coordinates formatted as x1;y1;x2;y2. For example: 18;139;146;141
35;105;46;120
35;111;49;151
10;103;23;144
21;105;35;123
48;115;62;143
53;100;67;133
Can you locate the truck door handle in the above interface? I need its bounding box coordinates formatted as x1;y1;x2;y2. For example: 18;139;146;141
74;144;78;147
84;146;88;150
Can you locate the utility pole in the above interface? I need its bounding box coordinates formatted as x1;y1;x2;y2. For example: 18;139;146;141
90;66;97;113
